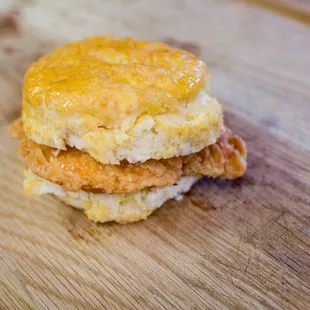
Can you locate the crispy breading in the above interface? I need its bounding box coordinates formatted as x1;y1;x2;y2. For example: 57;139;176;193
11;119;247;194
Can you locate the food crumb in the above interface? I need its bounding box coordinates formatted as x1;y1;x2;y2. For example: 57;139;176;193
52;149;60;156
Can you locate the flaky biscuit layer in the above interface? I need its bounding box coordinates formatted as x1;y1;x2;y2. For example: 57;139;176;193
22;36;223;164
24;171;198;224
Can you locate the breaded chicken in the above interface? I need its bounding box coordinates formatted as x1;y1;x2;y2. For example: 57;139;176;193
11;119;247;194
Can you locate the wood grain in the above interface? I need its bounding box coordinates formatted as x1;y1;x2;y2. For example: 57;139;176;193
1;0;310;309
0;259;45;309
1;110;310;310
239;0;310;25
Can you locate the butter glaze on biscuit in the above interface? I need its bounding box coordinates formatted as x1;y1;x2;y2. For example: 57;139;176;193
22;36;224;164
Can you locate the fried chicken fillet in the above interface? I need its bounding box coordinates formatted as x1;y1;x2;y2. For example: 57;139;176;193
11;119;246;194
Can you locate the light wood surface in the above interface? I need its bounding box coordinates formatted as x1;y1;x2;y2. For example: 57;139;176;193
1;0;310;309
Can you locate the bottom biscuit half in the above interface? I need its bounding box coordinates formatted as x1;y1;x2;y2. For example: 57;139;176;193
24;170;198;224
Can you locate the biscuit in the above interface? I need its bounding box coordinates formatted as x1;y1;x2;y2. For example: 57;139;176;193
22;36;224;164
24;170;198;224
11;36;248;224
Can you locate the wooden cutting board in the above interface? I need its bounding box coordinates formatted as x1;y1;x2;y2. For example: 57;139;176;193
1;0;310;309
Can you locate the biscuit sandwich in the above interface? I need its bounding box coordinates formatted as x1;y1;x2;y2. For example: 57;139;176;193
10;36;247;224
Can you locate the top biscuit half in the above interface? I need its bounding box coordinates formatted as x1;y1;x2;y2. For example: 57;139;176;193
22;36;224;164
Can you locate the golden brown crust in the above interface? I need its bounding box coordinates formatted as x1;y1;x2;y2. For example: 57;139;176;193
182;129;247;180
11;119;247;193
23;36;206;128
